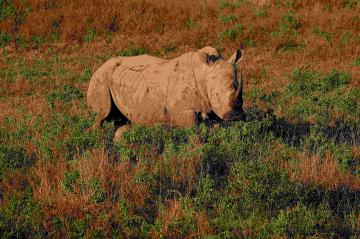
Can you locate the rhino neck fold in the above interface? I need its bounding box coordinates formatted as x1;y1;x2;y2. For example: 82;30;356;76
191;59;212;113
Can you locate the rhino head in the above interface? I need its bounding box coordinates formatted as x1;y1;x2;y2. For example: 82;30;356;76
200;48;245;122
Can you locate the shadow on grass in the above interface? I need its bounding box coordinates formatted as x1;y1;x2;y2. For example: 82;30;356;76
245;106;359;147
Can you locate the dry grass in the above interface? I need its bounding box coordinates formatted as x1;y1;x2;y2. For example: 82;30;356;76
1;1;359;237
152;199;212;238
289;151;360;190
1;0;359;100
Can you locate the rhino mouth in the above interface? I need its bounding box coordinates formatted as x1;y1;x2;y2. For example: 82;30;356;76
223;109;245;121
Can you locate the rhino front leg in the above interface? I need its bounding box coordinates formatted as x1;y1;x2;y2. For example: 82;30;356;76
169;109;199;127
114;123;132;142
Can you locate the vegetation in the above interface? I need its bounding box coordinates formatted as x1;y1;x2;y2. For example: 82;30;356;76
0;0;359;238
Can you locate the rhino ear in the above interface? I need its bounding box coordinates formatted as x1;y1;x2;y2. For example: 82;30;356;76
199;51;210;65
228;48;244;66
199;51;220;66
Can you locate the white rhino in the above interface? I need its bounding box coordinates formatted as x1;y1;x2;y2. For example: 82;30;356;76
87;46;245;138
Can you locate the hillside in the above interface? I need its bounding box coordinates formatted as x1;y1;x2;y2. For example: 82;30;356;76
0;0;359;238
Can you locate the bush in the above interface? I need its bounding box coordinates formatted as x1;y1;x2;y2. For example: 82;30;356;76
281;69;357;123
270;204;335;237
219;15;238;23
46;85;83;108
118;47;149;57
0;145;35;179
0;187;44;238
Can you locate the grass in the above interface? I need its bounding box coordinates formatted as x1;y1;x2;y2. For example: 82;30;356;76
313;27;333;45
0;1;359;238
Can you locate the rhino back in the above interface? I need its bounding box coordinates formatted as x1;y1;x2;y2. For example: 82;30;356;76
109;53;211;126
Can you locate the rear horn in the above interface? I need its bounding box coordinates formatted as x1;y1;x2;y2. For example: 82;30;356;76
232;49;242;90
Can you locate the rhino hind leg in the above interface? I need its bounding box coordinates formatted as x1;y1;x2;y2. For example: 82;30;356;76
113;124;132;142
107;95;130;127
92;92;129;131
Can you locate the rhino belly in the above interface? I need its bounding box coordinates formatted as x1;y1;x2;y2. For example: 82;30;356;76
109;68;168;125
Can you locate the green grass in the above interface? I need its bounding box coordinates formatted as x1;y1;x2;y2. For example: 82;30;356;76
271;11;300;38
0;0;16;21
118;47;149;56
342;0;360;8
255;7;268;17
276;41;303;53
313;27;333;45
219;14;238;23
219;0;245;9
354;57;360;66
281;69;359;123
0;32;359;239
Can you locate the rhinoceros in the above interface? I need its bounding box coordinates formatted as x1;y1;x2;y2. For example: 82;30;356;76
87;46;245;138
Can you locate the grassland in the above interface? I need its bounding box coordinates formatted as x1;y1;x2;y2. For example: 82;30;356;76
0;0;359;238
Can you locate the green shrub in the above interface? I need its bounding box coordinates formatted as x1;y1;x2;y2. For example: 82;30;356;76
270;204;335;237
71;218;87;238
89;177;105;203
0;32;12;48
77;67;92;83
276;41;303;53
281;69;356;123
31;35;45;48
219;0;244;9
20;61;50;81
83;26;97;43
0;0;16;21
341;32;352;45
229;159;296;215
63;116;101;160
46;85;83;108
161;44;176;54
313;27;333;45
279;11;300;32
342;0;359;8
194;175;217;209
118;47;148;56
354;57;360;66
0;66;17;83
185;16;198;29
0;187;44;238
62;170;81;192
219;15;238;23
271;11;299;38
256;7;268;17
0;145;35;179
218;29;238;41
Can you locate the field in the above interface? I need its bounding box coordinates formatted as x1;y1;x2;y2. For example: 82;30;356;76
0;0;360;238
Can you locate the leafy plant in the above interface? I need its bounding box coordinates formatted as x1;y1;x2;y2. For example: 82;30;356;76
280;11;300;31
0;0;16;21
219;14;238;23
118;47;148;56
354;57;360;66
313;27;333;45
83;26;97;42
46;85;83;108
0;32;12;47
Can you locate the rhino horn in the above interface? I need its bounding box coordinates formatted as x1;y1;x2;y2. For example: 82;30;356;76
238;68;243;97
234;68;243;96
233;49;242;65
